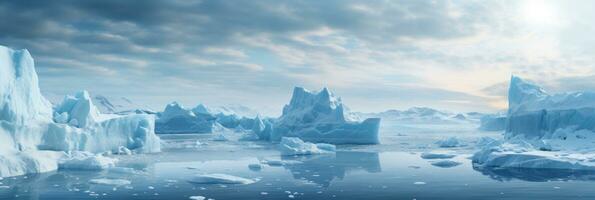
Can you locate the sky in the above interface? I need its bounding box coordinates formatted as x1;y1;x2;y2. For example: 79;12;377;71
2;0;595;116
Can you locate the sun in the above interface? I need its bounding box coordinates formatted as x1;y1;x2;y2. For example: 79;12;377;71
521;0;558;25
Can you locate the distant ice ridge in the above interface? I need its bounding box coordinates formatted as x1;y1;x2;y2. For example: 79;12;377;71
154;102;268;134
359;107;482;124
0;45;160;177
473;76;595;170
267;87;380;144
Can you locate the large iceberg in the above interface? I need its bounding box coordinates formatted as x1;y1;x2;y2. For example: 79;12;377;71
267;87;380;144
506;76;595;139
473;76;595;170
0;45;160;177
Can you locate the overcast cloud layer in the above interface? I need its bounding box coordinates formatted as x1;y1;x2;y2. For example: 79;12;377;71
2;0;595;115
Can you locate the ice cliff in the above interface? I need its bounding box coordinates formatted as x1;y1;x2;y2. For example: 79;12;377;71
0;45;160;177
267;87;380;144
473;76;595;170
505;76;595;139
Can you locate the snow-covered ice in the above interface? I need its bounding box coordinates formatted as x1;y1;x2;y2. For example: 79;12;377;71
278;137;336;156
188;173;257;184
268;87;380;144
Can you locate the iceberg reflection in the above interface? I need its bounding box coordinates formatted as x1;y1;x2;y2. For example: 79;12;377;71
281;151;381;187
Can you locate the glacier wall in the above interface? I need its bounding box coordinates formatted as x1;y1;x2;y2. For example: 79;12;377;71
505;76;595;139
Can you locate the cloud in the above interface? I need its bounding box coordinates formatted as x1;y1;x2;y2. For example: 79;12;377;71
3;0;595;114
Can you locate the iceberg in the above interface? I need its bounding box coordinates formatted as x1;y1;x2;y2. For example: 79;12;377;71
278;137;336;156
0;45;160;177
505;76;595;139
155;102;218;134
268;87;380;144
473;76;595;170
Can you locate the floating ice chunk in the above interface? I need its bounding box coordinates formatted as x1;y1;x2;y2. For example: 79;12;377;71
89;178;131;186
188;174;256;184
413;182;426;185
279;137;336;156
268;87;380;144
189;196;206;200
58;151;117;170
435;137;461;148
420;152;456;159
430;160;461;168
472;141;595;170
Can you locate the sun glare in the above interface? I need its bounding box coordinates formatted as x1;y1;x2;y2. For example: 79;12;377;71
521;0;558;26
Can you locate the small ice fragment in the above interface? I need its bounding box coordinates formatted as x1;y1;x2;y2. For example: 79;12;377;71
413;182;426;185
189;196;206;200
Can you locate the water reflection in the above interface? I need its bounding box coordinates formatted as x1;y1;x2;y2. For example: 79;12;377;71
474;166;595;182
280;151;381;187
